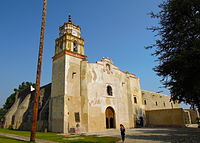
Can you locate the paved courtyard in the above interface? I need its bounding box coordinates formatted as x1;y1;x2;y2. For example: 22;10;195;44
84;126;200;143
0;126;199;143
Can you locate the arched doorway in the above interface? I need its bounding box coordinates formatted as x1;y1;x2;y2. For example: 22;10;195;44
105;107;116;129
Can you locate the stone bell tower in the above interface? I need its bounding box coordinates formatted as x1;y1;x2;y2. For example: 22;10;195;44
49;15;86;133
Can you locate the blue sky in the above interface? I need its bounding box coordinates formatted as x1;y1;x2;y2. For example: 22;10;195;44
0;0;189;108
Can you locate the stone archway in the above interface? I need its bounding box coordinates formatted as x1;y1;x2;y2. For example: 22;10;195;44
105;107;116;129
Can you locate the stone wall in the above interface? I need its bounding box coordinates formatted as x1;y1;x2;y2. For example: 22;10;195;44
145;108;185;127
4;93;20;128
19;84;51;131
142;90;180;110
12;94;31;129
4;84;51;131
84;58;144;132
50;53;83;133
184;109;199;124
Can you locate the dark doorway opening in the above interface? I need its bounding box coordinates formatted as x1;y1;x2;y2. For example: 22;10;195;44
105;107;116;129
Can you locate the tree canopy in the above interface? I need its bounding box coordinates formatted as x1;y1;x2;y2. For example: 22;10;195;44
147;0;200;110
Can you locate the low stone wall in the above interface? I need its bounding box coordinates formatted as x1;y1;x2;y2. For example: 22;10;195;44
145;108;185;127
185;109;199;124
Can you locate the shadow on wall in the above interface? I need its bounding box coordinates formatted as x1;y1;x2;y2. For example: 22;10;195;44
12;83;51;131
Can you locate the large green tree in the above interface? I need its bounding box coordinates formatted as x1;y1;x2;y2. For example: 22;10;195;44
147;0;200;110
0;82;35;119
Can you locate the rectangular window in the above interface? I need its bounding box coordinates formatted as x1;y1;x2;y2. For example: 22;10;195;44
163;102;166;107
74;112;80;122
134;97;137;104
144;100;147;105
72;72;76;79
156;101;158;106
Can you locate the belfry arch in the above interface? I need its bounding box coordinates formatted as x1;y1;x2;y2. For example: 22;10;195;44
105;106;116;129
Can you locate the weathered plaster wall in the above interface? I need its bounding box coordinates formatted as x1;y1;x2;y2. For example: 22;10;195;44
12;94;31;129
50;55;66;133
146;108;185;127
50;54;83;133
84;58;144;132
183;110;191;124
4;84;50;131
14;84;50;131
130;78;146;126
64;55;82;133
80;60;89;132
142;90;180;110
184;109;199;124
4;94;20;128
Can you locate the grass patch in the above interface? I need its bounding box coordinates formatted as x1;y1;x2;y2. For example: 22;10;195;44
0;128;120;143
0;135;30;143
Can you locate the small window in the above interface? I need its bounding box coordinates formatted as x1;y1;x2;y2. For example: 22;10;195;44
134;97;137;104
106;64;111;71
144;100;147;105
74;112;80;122
72;72;76;79
107;85;113;96
73;40;78;52
163;102;166;107
59;41;63;49
155;101;158;106
171;103;173;109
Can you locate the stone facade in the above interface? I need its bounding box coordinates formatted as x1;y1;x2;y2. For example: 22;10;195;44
142;90;180;110
80;58;145;132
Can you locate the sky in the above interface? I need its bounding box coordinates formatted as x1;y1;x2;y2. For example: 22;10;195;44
0;0;190;108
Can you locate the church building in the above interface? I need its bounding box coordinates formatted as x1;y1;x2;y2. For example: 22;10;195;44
49;15;145;133
4;15;184;133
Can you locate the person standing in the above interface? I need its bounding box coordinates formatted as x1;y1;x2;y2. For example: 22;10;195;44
120;124;125;142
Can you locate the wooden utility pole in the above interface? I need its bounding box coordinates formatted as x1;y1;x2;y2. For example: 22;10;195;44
30;0;47;142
